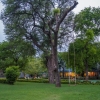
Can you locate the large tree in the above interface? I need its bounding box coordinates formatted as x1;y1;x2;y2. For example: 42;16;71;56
73;7;100;81
25;57;46;77
0;0;78;87
68;30;97;81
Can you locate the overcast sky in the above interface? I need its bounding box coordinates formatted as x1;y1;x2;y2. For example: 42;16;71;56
0;0;100;42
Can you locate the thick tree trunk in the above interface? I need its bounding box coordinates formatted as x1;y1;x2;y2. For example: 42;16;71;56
52;46;61;87
47;55;55;84
45;47;61;87
54;69;61;87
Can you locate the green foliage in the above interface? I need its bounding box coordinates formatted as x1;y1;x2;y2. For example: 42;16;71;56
53;8;60;15
0;40;35;71
25;57;46;75
58;56;66;69
68;29;97;74
17;78;49;83
0;41;14;70
5;66;20;84
86;29;94;40
58;52;70;68
73;7;100;78
1;78;100;85
75;7;100;36
0;0;76;53
58;52;68;65
16;79;100;85
94;42;100;64
0;78;7;84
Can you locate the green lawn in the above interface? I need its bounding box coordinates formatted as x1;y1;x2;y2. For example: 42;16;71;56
0;82;100;100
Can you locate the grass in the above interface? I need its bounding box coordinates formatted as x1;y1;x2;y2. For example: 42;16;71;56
0;82;100;100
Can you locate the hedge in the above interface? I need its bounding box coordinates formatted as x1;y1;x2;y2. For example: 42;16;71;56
0;78;100;85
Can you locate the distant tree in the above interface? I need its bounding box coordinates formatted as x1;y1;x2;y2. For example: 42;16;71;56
58;56;66;78
25;57;46;76
93;42;100;69
73;7;100;81
68;30;97;81
1;0;78;87
58;52;68;66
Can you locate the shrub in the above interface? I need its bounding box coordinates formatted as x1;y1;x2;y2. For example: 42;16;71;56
95;81;100;85
5;66;20;85
0;78;7;84
17;78;49;83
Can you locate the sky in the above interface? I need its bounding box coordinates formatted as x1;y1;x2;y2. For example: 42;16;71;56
0;0;100;42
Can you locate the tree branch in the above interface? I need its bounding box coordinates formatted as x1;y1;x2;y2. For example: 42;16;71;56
56;1;78;31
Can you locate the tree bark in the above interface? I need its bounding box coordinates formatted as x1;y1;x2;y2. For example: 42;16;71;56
54;69;61;87
45;45;61;87
46;55;55;84
52;45;61;87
